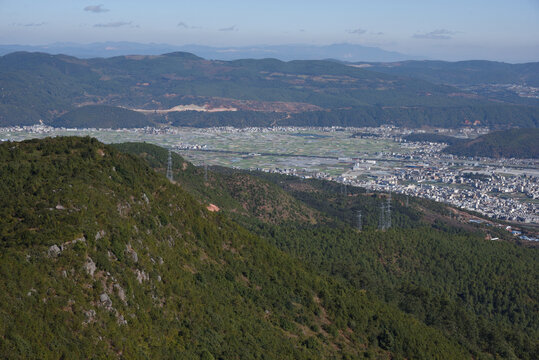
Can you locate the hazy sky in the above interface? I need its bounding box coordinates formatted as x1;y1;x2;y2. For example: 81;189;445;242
1;0;538;62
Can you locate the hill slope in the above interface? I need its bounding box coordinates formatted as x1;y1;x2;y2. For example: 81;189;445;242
403;133;466;145
0;51;537;128
363;60;539;87
362;60;539;106
0;136;475;359
51;105;149;129
115;141;539;359
443;128;539;158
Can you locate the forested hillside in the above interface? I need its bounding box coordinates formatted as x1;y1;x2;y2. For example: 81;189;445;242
117;141;539;359
443;128;539;158
51;105;148;129
403;133;466;145
1;136;481;359
363;60;539;87
0;51;537;128
360;61;539;106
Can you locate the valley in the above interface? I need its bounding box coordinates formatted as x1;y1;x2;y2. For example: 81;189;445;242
2;124;538;228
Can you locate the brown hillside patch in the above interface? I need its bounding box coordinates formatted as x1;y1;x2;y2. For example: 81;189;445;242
183;264;197;274
287;182;319;192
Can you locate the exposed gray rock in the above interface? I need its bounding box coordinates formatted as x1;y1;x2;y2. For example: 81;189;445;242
117;313;127;326
135;269;149;284
95;230;106;240
99;293;112;308
83;309;96;325
125;244;138;263
48;245;61;258
142;193;149;204
114;283;127;303
84;309;96;317
55;204;66;210
83;257;97;276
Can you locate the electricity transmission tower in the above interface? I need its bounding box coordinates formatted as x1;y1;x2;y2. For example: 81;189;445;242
378;194;392;230
204;162;208;182
166;150;173;181
357;210;362;231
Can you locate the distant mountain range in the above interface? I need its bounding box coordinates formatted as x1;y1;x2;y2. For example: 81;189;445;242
0;42;420;62
361;60;539;87
0;51;537;128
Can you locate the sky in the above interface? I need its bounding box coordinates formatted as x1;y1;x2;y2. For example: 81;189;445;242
1;0;538;62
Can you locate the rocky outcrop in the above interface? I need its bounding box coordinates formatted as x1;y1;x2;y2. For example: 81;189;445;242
125;243;138;263
83;257;97;276
48;245;61;258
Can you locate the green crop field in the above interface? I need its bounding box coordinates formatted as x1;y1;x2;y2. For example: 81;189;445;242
1;128;407;173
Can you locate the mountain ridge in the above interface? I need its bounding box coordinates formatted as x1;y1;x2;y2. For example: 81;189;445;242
0;42;419;62
1;51;537;129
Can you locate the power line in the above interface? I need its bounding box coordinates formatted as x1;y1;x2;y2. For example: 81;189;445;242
379;202;385;230
378;194;392;230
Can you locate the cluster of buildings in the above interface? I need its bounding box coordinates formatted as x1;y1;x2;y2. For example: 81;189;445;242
250;129;539;226
354;175;538;224
337;148;539;225
174;143;207;150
